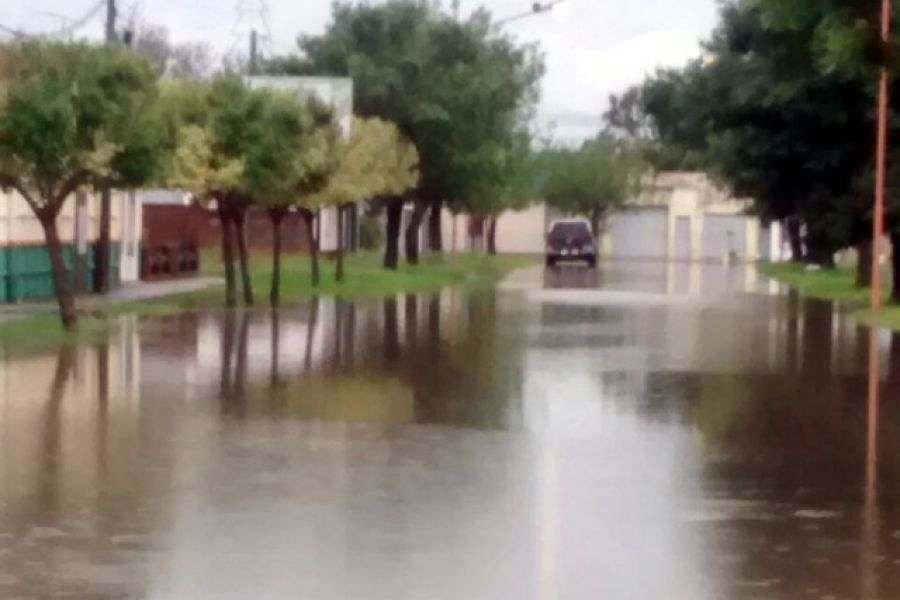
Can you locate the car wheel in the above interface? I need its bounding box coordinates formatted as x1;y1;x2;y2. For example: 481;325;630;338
586;256;597;268
545;256;556;268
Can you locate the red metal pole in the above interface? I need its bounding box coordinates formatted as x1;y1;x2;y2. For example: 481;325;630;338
872;0;892;309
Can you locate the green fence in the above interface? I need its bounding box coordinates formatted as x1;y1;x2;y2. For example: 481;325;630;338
0;243;120;303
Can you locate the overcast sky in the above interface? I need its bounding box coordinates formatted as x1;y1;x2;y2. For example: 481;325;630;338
3;0;720;141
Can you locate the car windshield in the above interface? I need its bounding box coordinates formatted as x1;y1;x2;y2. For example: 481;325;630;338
549;222;592;239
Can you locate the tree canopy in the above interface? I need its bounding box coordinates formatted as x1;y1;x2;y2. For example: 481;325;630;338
538;137;643;233
0;40;162;328
265;0;544;223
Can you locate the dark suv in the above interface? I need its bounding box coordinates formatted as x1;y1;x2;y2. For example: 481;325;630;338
546;219;597;267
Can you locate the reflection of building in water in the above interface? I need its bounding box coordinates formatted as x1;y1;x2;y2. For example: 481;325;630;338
0;319;142;519
0;318;153;600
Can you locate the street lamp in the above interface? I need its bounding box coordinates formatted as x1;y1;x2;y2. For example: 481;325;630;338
495;0;569;27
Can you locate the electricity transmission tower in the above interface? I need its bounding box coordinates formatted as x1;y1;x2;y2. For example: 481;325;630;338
226;0;273;73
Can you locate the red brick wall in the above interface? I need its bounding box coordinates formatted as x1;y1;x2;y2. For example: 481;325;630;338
144;205;311;252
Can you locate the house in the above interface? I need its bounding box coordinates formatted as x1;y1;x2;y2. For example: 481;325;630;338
604;172;782;263
438;171;786;262
0;188;142;302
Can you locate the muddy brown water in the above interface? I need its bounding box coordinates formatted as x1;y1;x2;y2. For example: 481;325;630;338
1;262;898;599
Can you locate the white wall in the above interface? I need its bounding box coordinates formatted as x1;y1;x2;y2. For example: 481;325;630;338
494;204;547;254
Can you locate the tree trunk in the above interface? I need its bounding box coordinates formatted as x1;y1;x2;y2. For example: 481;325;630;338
487;216;498;255
96;187;112;293
857;239;873;289
269;208;285;306
234;211;254;306
336;204;346;282
405;198;428;265
786;217;804;263
384;196;404;270
891;231;900;303
40;213;78;330
806;231;836;269
301;209;320;286
590;210;601;241
218;206;237;308
428;199;443;252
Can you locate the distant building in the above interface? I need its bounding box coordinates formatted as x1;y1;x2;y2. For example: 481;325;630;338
438;171;786;262
605;172;783;263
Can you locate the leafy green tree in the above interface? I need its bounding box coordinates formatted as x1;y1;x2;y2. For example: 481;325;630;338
266;1;543;266
308;116;419;281
0;41;161;329
453;130;537;255
539;137;643;238
628;1;872;270
238;91;326;306
169;76;277;307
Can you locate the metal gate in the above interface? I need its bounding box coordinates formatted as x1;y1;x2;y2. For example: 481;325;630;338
702;215;747;261
610;208;669;260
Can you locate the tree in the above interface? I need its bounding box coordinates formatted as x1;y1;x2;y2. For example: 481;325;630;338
267;1;543;265
131;23;213;80
308;116;419;281
539;137;643;238
252;96;339;304
630;1;872;270
0;41;161;329
168;76;275;307
453;130;537;255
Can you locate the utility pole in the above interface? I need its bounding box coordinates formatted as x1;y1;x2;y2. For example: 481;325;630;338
871;0;891;309
249;29;259;74
96;0;117;293
105;0;117;42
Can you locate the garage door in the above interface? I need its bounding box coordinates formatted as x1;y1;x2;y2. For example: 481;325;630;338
703;215;747;261
609;209;668;260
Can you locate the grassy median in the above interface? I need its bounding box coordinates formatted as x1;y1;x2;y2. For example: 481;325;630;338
0;250;537;354
758;261;900;331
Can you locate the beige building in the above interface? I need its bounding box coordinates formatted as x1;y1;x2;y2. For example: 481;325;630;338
0;188;142;302
440;171;785;262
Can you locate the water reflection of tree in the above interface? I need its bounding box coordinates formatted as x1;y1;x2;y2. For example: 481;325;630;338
219;310;249;418
37;346;76;518
408;291;526;430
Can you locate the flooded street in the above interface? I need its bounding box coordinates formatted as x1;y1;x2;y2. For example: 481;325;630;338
1;261;899;599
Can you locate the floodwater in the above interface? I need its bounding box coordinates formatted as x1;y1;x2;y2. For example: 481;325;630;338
0;260;898;599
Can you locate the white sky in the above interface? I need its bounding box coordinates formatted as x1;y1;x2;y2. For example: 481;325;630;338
2;0;720;141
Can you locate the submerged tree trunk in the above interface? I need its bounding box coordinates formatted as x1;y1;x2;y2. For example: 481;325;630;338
40;212;78;330
218;203;238;307
786;217;804;263
336;205;346;282
857;239;873;289
269;208;286;306
428;199;443;252
234;210;254;306
486;216;498;255
304;296;319;371
891;231;900;303
405;198;428;265
384;196;404;270
301;209;320;286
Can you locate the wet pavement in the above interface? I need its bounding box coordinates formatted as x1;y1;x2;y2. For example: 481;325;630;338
1;260;898;599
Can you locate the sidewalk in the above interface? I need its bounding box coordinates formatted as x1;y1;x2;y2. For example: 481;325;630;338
0;277;223;323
